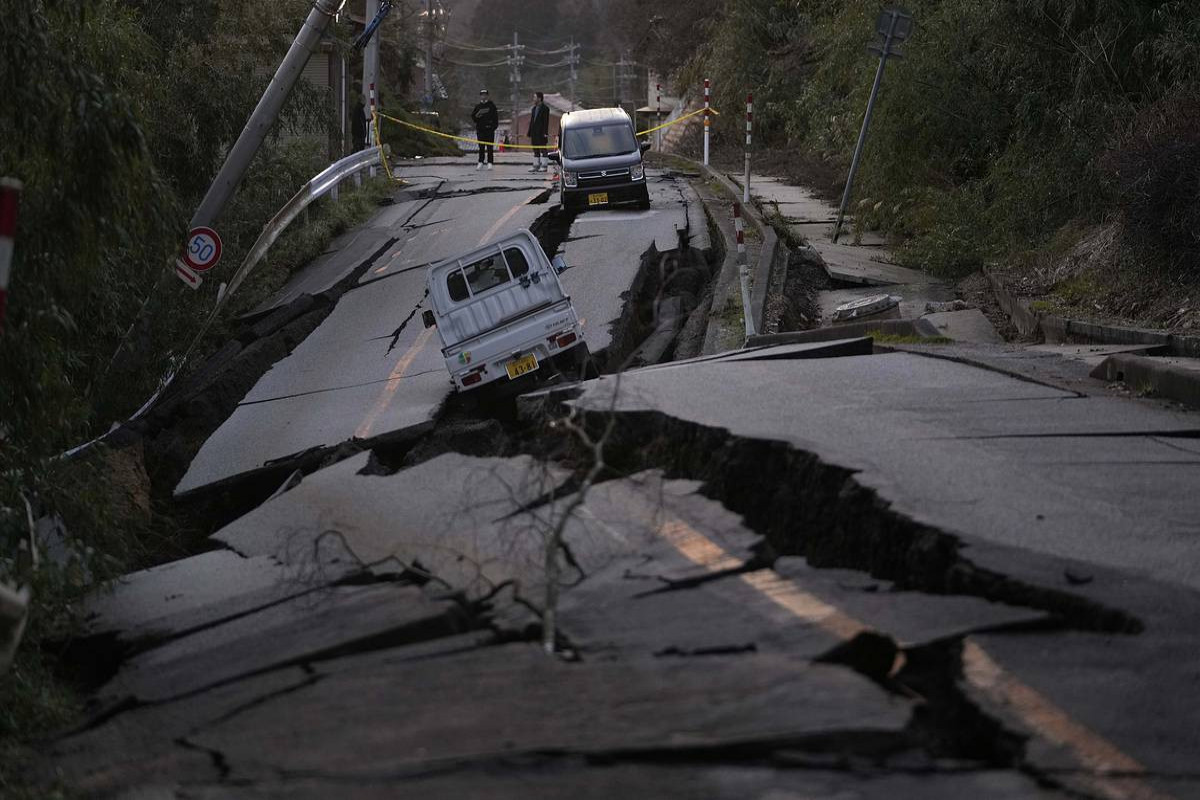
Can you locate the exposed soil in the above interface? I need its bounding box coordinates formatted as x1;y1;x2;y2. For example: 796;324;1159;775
767;247;829;335
956;272;1026;343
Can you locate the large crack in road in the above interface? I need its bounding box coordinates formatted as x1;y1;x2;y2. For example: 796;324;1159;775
37;162;1200;800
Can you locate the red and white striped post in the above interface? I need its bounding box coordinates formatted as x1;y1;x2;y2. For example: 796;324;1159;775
0;179;20;334
743;93;753;204
368;82;378;177
703;78;711;166
733;202;756;338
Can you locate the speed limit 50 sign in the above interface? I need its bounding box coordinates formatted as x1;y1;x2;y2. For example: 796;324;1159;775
183;226;223;272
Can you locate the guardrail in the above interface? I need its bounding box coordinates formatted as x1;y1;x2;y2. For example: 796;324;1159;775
62;146;388;457
222;145;383;303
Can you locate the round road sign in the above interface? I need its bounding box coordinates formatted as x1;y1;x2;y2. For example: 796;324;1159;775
183;226;223;272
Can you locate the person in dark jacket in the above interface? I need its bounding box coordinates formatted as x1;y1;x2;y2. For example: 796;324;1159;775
471;89;499;170
527;92;550;172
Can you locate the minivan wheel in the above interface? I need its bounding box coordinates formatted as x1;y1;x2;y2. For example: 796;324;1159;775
635;185;651;210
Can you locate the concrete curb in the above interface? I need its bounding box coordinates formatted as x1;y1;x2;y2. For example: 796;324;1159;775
700;165;780;337
984;267;1200;357
746;318;940;348
1090;354;1200;407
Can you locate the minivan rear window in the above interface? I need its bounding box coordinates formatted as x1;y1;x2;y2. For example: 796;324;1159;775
563;123;637;160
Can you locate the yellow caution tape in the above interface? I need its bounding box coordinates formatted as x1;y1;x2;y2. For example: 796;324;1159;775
638;106;720;137
371;112;406;184
375;105;721;152
377;111;554;150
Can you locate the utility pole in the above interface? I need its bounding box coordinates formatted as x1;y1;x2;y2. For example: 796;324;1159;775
362;0;381;175
190;0;341;231
832;6;914;243
567;37;579;111
656;82;662;151
422;1;435;112
508;31;524;143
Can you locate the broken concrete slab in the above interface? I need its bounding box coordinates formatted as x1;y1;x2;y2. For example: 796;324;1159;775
83;549;354;644
567;352;1200;595
812;240;932;286
1091;352;1200;407
922;309;1004;344
558;558;839;660
745;318;941;348
187;642;912;781
98;580;471;703
771;558;1045;648
1026;342;1169;368
964;627;1200;797
820;282;957;324
46;666;311;792
249;227;398;316
562;178;691;356
213;453;572;601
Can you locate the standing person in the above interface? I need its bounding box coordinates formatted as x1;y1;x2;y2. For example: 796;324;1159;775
472;89;499;171
527;92;550;172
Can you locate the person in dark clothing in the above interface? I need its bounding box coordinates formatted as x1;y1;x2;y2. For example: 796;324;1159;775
471;88;499;170
527;91;550;172
350;97;367;151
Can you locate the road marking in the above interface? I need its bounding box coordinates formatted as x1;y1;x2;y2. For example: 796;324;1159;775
374;194;531;277
479;198;530;246
655;515;1173;800
657;518;864;640
355;327;435;440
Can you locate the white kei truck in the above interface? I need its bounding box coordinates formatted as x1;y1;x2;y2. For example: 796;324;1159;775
422;229;590;393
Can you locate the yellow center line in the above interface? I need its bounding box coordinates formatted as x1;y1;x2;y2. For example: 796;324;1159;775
355;327;435;440
478;198;529;247
655;514;1174;800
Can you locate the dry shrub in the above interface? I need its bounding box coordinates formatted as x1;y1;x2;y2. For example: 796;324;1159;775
1105;88;1200;271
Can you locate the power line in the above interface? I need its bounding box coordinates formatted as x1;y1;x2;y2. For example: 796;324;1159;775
442;56;510;68
442;38;509;52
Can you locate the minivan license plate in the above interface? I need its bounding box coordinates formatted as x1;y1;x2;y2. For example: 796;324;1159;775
505;354;539;379
587;192;608;206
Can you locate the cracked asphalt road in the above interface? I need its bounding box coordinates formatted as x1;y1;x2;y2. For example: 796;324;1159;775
43;154;1200;799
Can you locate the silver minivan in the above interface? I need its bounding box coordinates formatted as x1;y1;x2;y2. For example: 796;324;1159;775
550;108;652;212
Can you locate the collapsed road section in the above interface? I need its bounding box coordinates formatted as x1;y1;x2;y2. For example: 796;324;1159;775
43;336;1200;800
149;163;713;526
34;157;1200;800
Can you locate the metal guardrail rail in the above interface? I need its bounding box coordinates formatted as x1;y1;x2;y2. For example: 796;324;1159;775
62;146;388;458
222;145;383;303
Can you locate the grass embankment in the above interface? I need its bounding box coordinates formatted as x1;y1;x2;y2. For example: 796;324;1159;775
0;3;460;790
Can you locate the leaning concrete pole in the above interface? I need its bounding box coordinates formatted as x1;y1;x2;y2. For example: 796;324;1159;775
363;0;381;176
190;0;341;231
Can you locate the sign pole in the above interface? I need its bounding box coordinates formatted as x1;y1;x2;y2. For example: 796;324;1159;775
703;78;711;166
734;202;756;338
833;7;912;244
743;93;753;205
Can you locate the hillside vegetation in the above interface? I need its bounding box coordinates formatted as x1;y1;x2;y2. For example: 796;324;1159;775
0;3;455;784
625;0;1200;328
